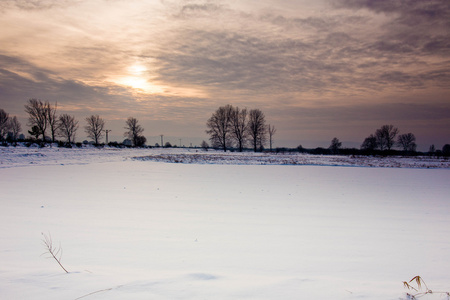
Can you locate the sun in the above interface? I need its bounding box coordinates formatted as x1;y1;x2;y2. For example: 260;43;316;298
120;76;152;91
109;63;208;97
128;64;147;76
115;63;164;93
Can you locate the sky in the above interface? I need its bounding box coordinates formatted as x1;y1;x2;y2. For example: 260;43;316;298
0;0;449;150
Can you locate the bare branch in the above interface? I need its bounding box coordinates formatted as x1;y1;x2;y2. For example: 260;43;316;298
41;232;69;273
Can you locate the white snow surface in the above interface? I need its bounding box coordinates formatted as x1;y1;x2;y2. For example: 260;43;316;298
1;144;450;168
0;146;449;300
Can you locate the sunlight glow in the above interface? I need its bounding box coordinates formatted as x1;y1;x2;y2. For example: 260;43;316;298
108;63;208;97
128;64;147;75
112;63;164;93
118;76;163;93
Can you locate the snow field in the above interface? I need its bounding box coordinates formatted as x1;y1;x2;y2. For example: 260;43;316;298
0;148;449;299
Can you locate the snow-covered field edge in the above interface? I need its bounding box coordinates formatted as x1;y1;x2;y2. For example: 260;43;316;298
1;144;449;300
1;144;449;168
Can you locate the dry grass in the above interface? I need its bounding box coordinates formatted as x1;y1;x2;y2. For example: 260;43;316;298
41;232;69;273
403;276;449;299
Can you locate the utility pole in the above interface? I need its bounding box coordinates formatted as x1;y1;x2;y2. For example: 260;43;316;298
179;138;181;147
104;129;112;144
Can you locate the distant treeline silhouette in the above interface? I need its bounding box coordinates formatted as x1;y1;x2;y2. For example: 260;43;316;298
205;104;276;152
1;100;449;156
1;99;148;148
205;104;449;156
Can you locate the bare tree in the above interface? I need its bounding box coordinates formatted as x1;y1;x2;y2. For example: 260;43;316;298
375;124;399;151
443;144;450;156
206;104;234;152
84;115;105;145
9;116;22;145
397;133;416;152
24;99;48;142
47;102;58;143
201;140;209;151
268;124;276;151
135;135;147;147
329;137;342;154
231;107;248;152
248;109;267;152
258;130;267;151
58;114;78;144
428;144;435;155
361;134;377;151
124;117;145;147
28;125;41;140
0;108;10;143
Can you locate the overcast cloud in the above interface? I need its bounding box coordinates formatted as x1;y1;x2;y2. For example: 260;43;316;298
0;0;448;149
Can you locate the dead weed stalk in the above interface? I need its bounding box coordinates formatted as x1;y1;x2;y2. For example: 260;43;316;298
403;276;449;299
41;232;69;273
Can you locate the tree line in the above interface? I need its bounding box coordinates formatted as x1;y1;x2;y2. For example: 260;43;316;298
1;100;448;155
205;104;276;152
327;124;418;154
358;125;449;156
300;124;449;156
0;99;146;147
204;105;448;156
360;125;416;152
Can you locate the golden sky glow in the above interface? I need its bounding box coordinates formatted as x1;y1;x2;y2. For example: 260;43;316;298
113;63;162;93
0;0;449;148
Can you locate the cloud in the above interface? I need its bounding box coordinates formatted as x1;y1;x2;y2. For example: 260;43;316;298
333;0;450;57
0;0;81;11
145;0;449;104
154;30;288;92
4;0;447;102
0;54;133;113
179;2;223;16
0;0;449;147
151;12;448;102
0;52;214;126
334;0;450;22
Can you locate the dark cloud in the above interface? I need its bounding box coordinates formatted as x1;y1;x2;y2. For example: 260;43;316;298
0;54;136;115
153;28;357;97
162;0;227;19
422;36;450;56
0;0;81;11
334;0;450;20
334;0;450;57
155;30;281;91
260;13;340;32
153;19;448;99
179;3;223;16
147;0;449;102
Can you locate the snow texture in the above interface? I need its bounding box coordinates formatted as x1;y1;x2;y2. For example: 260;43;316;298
0;145;449;300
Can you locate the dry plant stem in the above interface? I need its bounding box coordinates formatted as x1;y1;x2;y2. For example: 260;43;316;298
74;288;113;300
410;276;429;291
41;232;69;273
74;286;122;300
403;276;449;299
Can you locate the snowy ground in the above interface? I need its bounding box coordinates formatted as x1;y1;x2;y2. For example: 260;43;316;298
1;145;450;168
0;146;449;299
